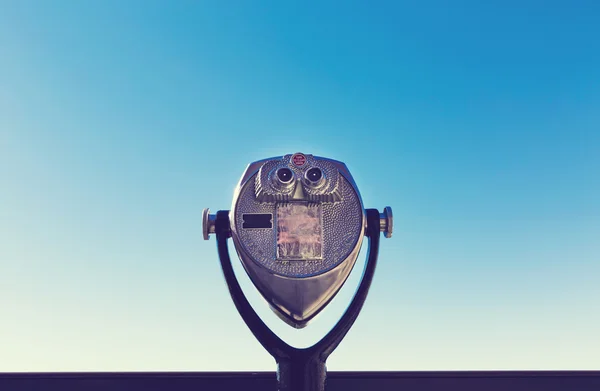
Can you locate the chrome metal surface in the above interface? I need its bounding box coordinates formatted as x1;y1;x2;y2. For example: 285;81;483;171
202;208;216;240
229;153;366;327
380;206;393;238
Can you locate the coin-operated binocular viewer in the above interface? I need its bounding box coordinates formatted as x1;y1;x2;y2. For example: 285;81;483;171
203;152;392;391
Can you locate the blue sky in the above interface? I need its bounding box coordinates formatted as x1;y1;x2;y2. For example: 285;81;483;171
1;1;599;371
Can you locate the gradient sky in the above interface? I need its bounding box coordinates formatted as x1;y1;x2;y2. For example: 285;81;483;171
1;1;599;372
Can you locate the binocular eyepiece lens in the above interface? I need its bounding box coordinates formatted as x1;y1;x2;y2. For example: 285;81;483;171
276;167;294;183
305;167;323;184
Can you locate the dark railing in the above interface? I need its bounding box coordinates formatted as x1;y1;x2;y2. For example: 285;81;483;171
1;371;599;391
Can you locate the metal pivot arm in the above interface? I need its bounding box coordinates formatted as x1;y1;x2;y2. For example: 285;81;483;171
215;209;382;391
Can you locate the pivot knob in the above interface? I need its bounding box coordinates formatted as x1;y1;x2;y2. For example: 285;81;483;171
379;206;393;238
202;208;216;240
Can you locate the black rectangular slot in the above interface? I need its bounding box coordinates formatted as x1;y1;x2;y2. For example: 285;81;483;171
242;213;273;229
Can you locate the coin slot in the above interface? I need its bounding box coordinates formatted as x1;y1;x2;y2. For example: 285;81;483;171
242;213;273;229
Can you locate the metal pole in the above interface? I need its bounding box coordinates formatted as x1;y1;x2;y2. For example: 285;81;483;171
215;209;381;391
